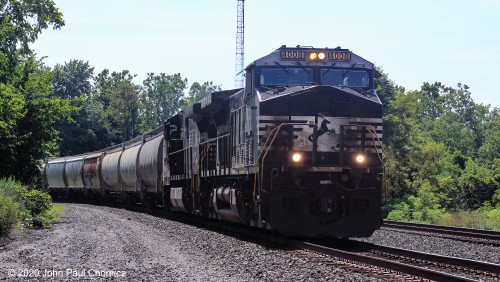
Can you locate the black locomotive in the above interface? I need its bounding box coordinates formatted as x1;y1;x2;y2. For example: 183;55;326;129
44;45;384;238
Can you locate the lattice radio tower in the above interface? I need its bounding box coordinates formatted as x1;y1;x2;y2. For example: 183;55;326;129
235;0;245;88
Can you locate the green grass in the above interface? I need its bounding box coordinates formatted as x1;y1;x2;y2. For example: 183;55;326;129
30;203;65;229
46;204;65;222
439;209;500;231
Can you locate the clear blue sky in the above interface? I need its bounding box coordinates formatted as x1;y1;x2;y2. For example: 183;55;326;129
32;0;500;108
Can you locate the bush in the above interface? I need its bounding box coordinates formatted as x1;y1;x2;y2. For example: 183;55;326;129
0;177;59;234
0;194;20;237
0;177;27;203
22;189;53;228
386;201;411;221
23;189;52;216
385;182;445;224
492;189;500;208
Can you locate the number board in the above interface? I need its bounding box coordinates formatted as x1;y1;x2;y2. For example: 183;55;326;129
280;51;306;60
328;52;351;61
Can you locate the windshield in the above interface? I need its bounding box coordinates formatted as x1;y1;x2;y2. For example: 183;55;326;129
321;69;370;88
259;67;314;86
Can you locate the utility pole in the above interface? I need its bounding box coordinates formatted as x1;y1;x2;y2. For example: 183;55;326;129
235;0;244;88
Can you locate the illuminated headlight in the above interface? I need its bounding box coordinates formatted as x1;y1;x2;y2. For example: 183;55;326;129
355;154;366;164
309;51;326;61
292;152;303;162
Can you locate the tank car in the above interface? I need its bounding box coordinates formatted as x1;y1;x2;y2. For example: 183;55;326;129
45;45;384;238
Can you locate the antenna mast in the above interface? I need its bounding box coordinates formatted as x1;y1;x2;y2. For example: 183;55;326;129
235;0;245;88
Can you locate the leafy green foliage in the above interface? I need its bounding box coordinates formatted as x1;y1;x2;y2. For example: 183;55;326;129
387;183;445;223
23;189;53;228
0;0;64;84
108;81;140;142
479;110;500;163
381;75;500;226
49;60;113;155
0;55;75;182
92;69;135;109
0;178;28;235
458;159;498;209
139;73;187;132
51;60;94;99
374;67;404;114
492;189;500;208
56;97;111;155
0;177;61;236
185;81;221;106
22;189;51;216
0;0;72;183
0;193;19;237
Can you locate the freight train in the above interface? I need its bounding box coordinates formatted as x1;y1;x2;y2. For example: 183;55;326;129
43;45;384;238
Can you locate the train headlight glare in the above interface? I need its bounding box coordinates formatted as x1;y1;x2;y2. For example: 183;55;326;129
318;52;326;60
292;152;302;162
355;154;366;164
309;52;317;60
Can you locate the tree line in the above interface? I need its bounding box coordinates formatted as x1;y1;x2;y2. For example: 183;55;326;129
51;61;221;157
377;72;500;229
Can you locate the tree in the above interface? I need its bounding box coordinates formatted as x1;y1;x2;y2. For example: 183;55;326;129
374;67;403;115
51;60;94;99
185;81;221;106
0;56;73;182
479;109;500;163
441;83;487;153
458;159;499;210
0;0;64;82
139;73;187;132
48;60;112;156
92;69;136;109
108;82;140;142
0;1;71;183
55;97;111;156
431;111;476;155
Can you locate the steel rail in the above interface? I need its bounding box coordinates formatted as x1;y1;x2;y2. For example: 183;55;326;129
369;243;500;275
383;220;500;241
290;240;478;282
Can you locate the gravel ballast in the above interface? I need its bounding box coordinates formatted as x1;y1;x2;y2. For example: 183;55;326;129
357;228;500;264
0;204;382;281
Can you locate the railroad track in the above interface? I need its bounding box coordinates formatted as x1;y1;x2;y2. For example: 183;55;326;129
383;220;500;246
62;201;500;281
164;210;500;281
293;239;500;282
